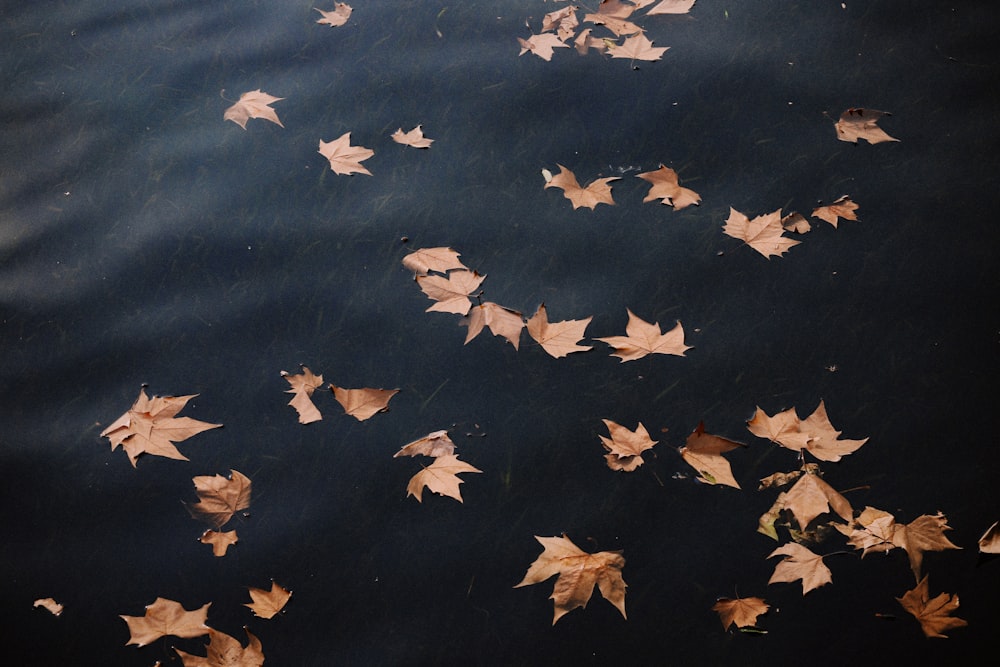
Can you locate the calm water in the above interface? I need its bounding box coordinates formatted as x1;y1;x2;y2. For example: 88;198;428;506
2;1;998;664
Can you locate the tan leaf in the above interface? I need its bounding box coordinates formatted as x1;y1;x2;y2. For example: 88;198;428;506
416;270;485;315
185;470;252;530
394;430;456;458
781;211;811;233
599;419;658;471
402;247;467;276
517;33;569;61
544;164;619;210
329;385;399;421
315;3;352;27
574;28;608;55
635;166;700;210
892;512;962;582
101;388;222;467
542;6;579;40
782;470;852;531
223;90;284;130
515;534;627;624
647;0;697;15
607;34;669;62
712;595;769;630
245;581;292;619
199;529;238;557
583;13;643;37
978;520;1000;553
678;422;746;488
464;302;524;349
174;628;264;667
33;598;63;616
747;400;867;462
525;303;593;358
596;309;691;362
767;543;832;595
318;132;374;175
811;195;859;228
391;125;434;148
723;207;801;259
406;454;482;503
281;366;324;424
835;107;899;144
896;575;967;638
840;506;899;556
120;597;210;647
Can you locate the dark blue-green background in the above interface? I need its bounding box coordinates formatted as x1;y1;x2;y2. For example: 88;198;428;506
2;1;998;664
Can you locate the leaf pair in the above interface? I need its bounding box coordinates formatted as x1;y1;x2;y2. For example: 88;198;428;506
394;430;481;503
282;366;399;424
544;164;700;211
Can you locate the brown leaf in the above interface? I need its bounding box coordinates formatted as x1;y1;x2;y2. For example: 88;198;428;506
781;211;811;233
318;132;374;175
223;90;284;130
245;581;292;619
281;366;324;424
517;33;569;61
747;400;867;462
544;164;619;210
583;13;643;37
596;309;690;361
599;419;658;471
723;208;801;259
525;303;593;358
391;125;434;148
892;512;962;582
33;598;63;616
607;33;669;61
647;0;697;15
199;529;238;557
712;595;769;630
767;542;832;595
120;597;210;647
515;534;627;624
678;422;746;488
394;429;456;458
315;3;352;27
896;575;967;638
402;247;467;276
464;302;524;349
174;628;264;667
811;195;859;228
782;470;853;531
406;454;482;503
329;385;399;421
101;388;222;467
636;166;700;210
978;520;1000;553
835;107;899;144
416;270;485;315
185;470;252;530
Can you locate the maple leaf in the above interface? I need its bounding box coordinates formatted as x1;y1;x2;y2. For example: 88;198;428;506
120;597;210;647
636;166;700;209
223;90;284;130
416;269;485;315
767;543;832;594
394;429;456;458
594;0;637;19
608;33;669;62
329;385;399;421
747;400;868;462
647;0;697;15
185;470;252;530
402;247;467;276
835;107;899;144
464;302;525;349
892;512;962;581
174;628;264;667
599;419;658;471
315;3;352;27
583;13;643;37
199;529;238;557
542;6;579;40
811;195;859;228
979;520;1000;553
838;506;899;555
574;28;608;55
518;33;569;61
318;132;374;175
896;575;967;638
544;164;619;210
406;454;482;503
515;534;627;624
723;208;801;259
678;422;746;488
281;366;324;424
101;388;222;467
245;581;292;619
596;309;691;361
782;470;853;530
781;211;811;233
33;598;63;616
525;303;593;358
391;125;433;148
712;595;769;630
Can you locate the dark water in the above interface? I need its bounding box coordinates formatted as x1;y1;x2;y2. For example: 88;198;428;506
2;1;998;664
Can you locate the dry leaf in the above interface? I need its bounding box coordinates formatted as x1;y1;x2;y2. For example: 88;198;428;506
185;470;252;530
329;385;399;421
416;270;485;315
979;521;1000;553
174;628;264;667
782;211;811;233
544;164;619;210
525;304;593;358
199;529;238;557
315;4;352;27
811;195;859;228
281;366;324;424
747;400;868;462
599;419;658;471
120;597;210;647
406;454;482;502
607;33;668;61
402;247;467;276
597;309;691;361
893;512;962;582
782;470;852;531
712;595;768;630
647;0;697;15
515;534;627;624
767;542;832;594
464;302;525;349
391;125;434;148
723;208;801;259
101;388;222;467
543;6;579;39
678;422;746;488
245;581;292;619
518;33;569;61
636;166;700;210
896;575;967;638
33;598;63;616
394;430;456;458
583;13;643;37
223;90;284;130
835;107;899;144
318;132;374;175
